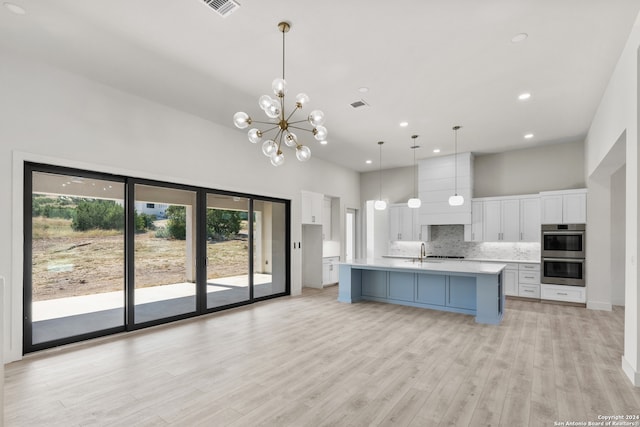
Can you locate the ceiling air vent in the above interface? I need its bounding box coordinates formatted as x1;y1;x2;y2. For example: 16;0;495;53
350;99;369;109
202;0;240;18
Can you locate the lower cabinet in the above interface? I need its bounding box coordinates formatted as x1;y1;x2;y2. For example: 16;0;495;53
388;272;415;302
518;263;540;299
362;270;387;298
362;271;477;312
449;276;476;310
503;264;519;296
416;274;446;306
322;256;340;286
541;284;586;303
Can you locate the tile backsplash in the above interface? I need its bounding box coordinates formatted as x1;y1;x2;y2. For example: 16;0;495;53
388;225;540;261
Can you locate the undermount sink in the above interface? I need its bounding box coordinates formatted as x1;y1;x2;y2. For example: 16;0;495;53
404;258;441;264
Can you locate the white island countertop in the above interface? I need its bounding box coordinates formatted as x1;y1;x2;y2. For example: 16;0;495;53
343;258;506;275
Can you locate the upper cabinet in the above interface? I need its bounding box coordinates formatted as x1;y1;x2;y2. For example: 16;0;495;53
540;189;587;224
418;152;473;225
389;203;426;241
301;190;323;225
467;194;540;242
519;197;541;242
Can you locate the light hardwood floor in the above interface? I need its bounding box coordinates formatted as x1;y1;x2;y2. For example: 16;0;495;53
5;286;640;426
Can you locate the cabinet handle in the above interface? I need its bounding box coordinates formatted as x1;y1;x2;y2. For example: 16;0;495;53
558;292;568;296
520;232;523;241
524;290;534;293
524;276;534;279
312;215;315;223
398;233;402;240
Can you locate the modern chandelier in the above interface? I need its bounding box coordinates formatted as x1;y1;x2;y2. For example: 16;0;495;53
233;21;328;167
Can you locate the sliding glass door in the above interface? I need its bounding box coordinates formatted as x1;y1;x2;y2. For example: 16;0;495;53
25;166;126;350
205;194;250;309
253;200;288;298
24;164;290;353
133;183;198;324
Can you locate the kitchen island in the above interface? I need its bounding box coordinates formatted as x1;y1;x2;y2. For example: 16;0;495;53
338;258;506;324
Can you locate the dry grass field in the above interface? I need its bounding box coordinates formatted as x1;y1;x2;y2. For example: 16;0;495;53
31;217;248;301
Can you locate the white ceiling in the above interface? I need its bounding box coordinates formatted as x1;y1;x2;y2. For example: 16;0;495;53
1;0;639;172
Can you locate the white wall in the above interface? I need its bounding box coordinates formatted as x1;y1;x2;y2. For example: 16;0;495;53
0;48;360;363
361;141;586;205
612;165;627;306
474;140;586;197
585;14;640;386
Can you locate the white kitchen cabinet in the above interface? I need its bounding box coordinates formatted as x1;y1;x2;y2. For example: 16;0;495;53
541;284;586;303
540;189;587;224
322;197;332;240
301;190;323;225
483;199;519;241
322;256;340;286
563;192;587;224
520;197;541;242
389;203;420;241
464;200;483;242
503;263;519;296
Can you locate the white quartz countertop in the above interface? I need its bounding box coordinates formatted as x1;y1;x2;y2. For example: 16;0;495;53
382;255;539;264
342;258;506;275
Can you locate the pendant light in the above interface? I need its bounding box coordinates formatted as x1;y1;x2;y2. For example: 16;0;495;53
374;141;387;210
407;135;421;208
448;125;464;206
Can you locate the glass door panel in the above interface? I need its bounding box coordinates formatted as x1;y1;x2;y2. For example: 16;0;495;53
206;194;250;309
134;184;197;323
29;170;125;345
253;200;287;298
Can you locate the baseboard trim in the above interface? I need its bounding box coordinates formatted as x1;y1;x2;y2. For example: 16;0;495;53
622;355;640;387
587;300;613;311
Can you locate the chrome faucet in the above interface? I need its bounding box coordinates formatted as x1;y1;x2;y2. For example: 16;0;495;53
419;242;427;262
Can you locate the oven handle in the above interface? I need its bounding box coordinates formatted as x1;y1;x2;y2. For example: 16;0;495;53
542;258;585;263
542;231;585;236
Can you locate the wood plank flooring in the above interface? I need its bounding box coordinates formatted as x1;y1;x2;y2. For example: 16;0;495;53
5;286;640;426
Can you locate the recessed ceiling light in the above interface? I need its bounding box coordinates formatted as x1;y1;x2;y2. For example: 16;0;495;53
511;33;528;43
433;148;441;153
518;92;531;100
320;140;328;145
365;160;373;164
4;2;25;14
358;87;369;93
399;121;409;127
524;133;534;139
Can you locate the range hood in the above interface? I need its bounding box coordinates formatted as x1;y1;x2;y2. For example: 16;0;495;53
418;152;473;225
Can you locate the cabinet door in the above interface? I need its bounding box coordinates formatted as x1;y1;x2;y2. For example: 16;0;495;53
541;195;563;224
361;270;387;298
448;276;477;310
483;200;502;241
401;207;415;240
301;191;323;224
322;262;331;285
389;205;403;241
322;197;332;240
501;199;520;241
520;198;540;242
388;272;415;302
563;192;586;223
416;274;446;306
471;200;483;241
504;268;518;296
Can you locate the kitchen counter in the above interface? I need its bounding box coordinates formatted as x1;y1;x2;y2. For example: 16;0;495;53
338;258;505;324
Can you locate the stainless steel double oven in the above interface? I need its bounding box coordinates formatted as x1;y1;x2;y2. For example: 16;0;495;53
541;224;586;286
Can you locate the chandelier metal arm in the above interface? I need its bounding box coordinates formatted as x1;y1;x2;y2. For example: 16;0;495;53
286;124;314;132
287;119;310;125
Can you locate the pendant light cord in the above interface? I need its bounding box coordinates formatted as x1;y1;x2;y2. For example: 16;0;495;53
282;25;286;81
453;126;460;196
379;142;383;200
